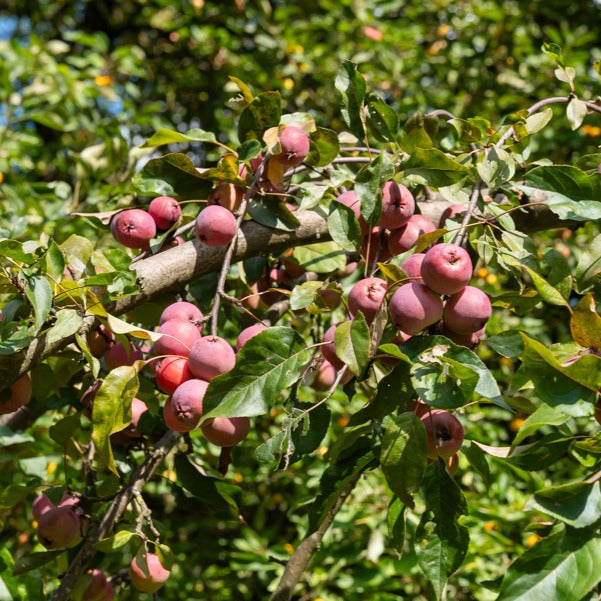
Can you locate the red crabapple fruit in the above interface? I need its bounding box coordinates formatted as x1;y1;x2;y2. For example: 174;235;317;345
274;125;310;170
438;204;467;228
32;493;55;521
195;205;237;247
420;243;473;295
188;336;236;380
154;357;193;395
321;324;344;370
389;283;443;335
159;301;203;327
153;319;202;358
443;285;492;334
379;181;415;229
166;379;209;431
130;552;171;594
208;182;244;212
387;214;436;256
0;373;32;415
201;416;250;447
236;323;268;351
420;409;464;459
37;506;84;550
348;277;387;324
110;209;156;249
400;253;425;280
104;340;143;371
148;196;181;230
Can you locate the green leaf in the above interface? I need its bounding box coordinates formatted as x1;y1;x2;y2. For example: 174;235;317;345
141;127;218;148
0;240;35;264
14;551;63;576
134;152;212;200
92;366;139;476
305;127;340;167
289;281;325;311
60;235;94;274
400;112;433;153
201;327;312;420
387;497;406;551
327;202;361;252
486;331;525;358
461;441;491;489
410;344;479;410
519;334;600;415
334;313;370;376
402;337;508;410
522;266;570;307
289;401;331;464
0;484;37;511
349;360;414;426
335;61;366;140
512;404;569;445
49;413;81;447
380;412;427;506
94;530;139;553
355;152;395;225
308;443;375;531
293;241;347;274
477;146;515;188
415;460;469;600
44;241;65;282
366;95;399;143
23;274;52;333
46;309;82;345
570;294;601;349
497;527;601;601
237;139;263;161
566;98;588;130
527;481;601;529
247;196;300;231
228;75;254;104
238;91;282;141
525;107;553;135
173;454;239;518
399;148;469;188
521;165;601;222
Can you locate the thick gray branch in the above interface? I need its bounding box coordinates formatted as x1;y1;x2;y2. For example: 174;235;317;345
0;200;573;394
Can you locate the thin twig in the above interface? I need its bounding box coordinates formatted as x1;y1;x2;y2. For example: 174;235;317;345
209;154;270;336
50;430;181;601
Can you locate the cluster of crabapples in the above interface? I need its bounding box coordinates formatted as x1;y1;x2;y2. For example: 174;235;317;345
109;124;311;252
30;487;169;596
324;183;491;464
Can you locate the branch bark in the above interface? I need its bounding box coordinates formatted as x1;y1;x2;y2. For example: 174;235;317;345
0;198;577;394
50;429;181;601
268;472;361;601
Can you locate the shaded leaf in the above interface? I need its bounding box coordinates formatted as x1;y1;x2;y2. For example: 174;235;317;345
335;61;366;140
334;314;370;376
92;366;139;476
380;412;427;506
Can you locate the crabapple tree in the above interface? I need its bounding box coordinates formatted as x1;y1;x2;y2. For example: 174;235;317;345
2;49;601;601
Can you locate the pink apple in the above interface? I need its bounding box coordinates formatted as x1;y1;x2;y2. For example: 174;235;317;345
379;181;415;229
389;282;443;335
420;409;464;459
443;285;492;334
420;243;472;295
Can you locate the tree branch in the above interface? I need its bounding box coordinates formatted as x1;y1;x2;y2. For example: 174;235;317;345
0;195;580;394
50;429;181;601
268;472;361;601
